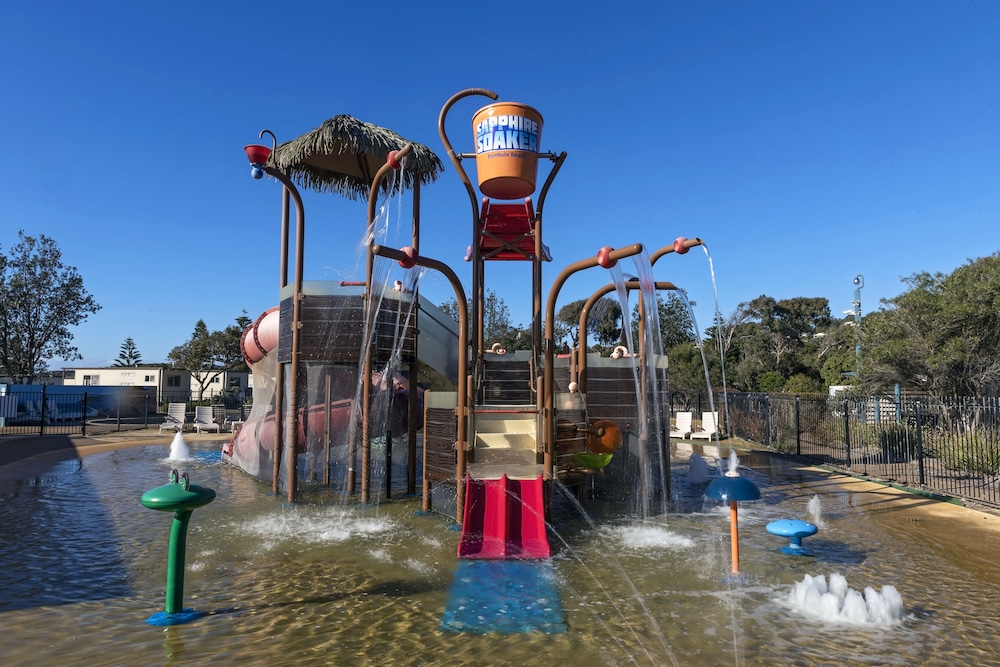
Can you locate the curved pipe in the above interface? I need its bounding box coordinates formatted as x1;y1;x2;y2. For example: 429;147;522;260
262;165;305;502
357;145;414;503
575;279;678;389
650;237;704;264
437;88;498;414
542;244;644;480
372;244;469;521
437;87;498;219
535;151;567;220
367;144;414;223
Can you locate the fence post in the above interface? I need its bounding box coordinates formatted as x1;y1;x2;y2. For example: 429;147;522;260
843;398;851;469
795;394;801;456
915;400;925;486
765;394;772;447
82;392;88;437
40;384;47;436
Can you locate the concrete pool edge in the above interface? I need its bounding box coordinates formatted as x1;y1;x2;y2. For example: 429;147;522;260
0;431;229;489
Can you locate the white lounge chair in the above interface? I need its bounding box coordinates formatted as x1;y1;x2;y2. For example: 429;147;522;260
193;406;221;433
670;411;693;439
690;411;720;440
159;403;187;433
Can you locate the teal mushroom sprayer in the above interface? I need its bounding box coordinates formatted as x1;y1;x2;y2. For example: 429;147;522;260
140;469;216;626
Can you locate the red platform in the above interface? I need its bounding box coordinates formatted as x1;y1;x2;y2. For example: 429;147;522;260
477;198;551;262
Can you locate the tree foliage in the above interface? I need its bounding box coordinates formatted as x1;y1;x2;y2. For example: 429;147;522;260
113;337;142;366
861;254;1000;397
557;297;622;349
167;314;251;400
439;288;534;352
0;231;101;383
630;292;696;353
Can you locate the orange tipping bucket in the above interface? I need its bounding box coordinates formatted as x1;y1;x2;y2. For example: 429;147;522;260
472;102;543;200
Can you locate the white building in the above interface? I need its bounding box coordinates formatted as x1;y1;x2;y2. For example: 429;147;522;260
61;366;249;403
62;366;189;403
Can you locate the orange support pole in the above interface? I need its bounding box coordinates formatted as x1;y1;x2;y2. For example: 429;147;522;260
729;500;740;575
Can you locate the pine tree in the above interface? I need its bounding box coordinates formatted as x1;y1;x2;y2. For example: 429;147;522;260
113;337;142;366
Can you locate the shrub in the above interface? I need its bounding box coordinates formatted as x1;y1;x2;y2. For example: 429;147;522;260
757;372;785;393
926;434;1000;476
876;424;917;462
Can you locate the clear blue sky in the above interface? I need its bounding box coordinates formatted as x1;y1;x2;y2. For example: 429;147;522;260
2;1;998;367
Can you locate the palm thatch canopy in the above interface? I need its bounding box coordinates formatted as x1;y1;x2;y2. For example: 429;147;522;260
268;115;444;200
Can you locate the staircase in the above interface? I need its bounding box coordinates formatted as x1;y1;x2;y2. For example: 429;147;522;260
469;409;542;480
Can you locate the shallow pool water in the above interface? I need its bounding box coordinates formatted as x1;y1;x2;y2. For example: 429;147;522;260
1;441;999;666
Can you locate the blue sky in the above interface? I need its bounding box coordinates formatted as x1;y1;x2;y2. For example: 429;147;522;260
2;1;998;367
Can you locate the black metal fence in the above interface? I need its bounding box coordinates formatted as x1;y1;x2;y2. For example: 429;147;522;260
719;392;1000;509
0;389;249;437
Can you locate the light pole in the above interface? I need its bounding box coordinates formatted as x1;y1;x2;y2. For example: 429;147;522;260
852;274;864;375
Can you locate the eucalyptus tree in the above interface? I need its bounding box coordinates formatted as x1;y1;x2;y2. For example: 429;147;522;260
167;314;251;400
0;231;101;383
861;253;1000;397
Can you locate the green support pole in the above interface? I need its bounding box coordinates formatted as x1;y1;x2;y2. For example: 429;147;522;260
165;510;193;615
141;469;216;626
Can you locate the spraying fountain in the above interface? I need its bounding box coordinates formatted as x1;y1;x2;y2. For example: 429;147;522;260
167;431;191;461
703;451;761;577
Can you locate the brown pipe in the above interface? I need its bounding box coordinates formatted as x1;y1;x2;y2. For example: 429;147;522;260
407;179;421;496
263;165;306;503
530;151;568;382
542;245;644;481
360;145;415;504
438;88;498;410
372;244;469;525
437;87;498;220
650;237;704;264
572;238;703;389
575;280;678;390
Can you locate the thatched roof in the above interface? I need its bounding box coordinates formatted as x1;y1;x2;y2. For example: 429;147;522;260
269;115;444;200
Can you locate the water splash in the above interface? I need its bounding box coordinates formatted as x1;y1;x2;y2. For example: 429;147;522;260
786;573;906;626
344;165;415;498
726;449;740;476
549;480;682;667
807;494;826;528
677;289;719;444
700;243;732;443
608;263;651;515
167;432;192;461
607;252;672;518
687;453;710;484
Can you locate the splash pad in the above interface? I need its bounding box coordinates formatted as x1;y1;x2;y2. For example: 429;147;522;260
4;88;994;664
3;441;1000;666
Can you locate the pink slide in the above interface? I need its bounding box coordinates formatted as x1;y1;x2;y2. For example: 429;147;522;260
458;475;550;560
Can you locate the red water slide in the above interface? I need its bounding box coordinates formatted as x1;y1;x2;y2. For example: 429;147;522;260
458;474;550;560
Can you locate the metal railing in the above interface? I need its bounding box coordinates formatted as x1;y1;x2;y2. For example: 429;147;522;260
719;392;1000;509
0;389;250;437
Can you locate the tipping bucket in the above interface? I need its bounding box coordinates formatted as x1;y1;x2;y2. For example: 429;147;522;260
472;102;543;200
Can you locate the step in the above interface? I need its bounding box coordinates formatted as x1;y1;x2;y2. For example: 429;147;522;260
476;432;536;450
472;447;538;468
475;416;536;436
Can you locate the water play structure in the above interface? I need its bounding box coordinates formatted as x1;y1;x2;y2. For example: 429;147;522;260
226;88;705;558
5;87;1000;666
13;86;936;659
